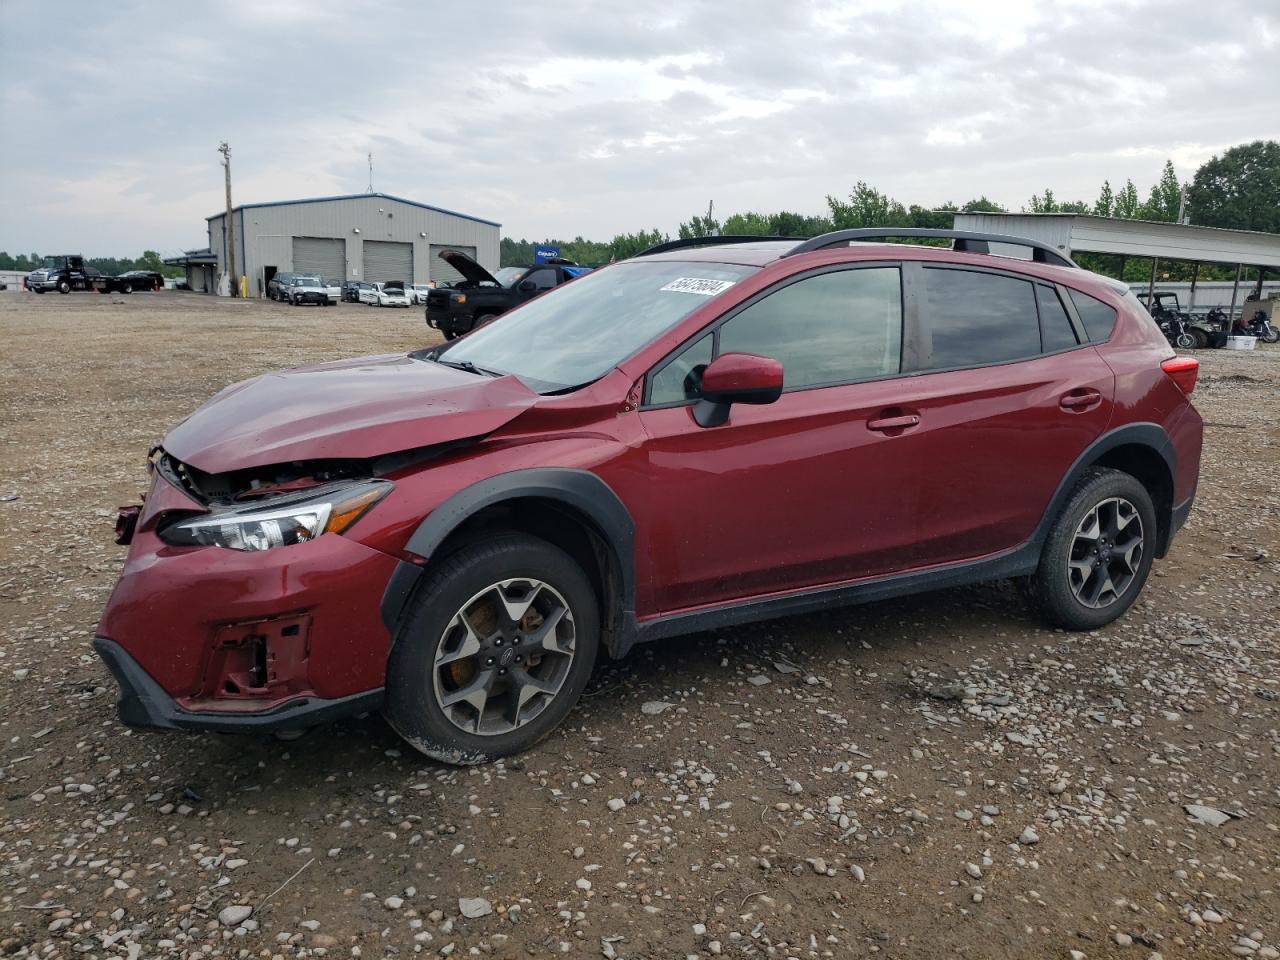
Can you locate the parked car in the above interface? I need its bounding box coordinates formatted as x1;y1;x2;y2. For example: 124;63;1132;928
342;281;372;303
360;281;411;307
424;250;589;339
287;276;329;306
324;279;343;304
410;283;434;304
95;229;1202;766
268;272;304;301
117;270;164;292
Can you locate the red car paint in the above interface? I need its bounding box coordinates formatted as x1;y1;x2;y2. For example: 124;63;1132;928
95;240;1202;730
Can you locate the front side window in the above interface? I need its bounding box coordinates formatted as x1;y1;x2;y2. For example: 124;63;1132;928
921;268;1039;369
717;268;903;389
649;334;713;405
525;269;557;291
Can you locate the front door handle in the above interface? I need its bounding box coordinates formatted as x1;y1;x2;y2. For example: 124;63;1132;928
1059;389;1102;412
867;413;920;432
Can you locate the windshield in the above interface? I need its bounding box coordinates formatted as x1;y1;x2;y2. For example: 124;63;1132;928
493;267;524;287
41;257;68;269
438;260;758;392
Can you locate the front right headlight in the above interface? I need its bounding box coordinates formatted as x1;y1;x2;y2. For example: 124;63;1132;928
159;480;392;551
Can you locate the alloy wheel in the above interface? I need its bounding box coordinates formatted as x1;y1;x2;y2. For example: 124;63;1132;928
1067;497;1144;609
431;578;576;736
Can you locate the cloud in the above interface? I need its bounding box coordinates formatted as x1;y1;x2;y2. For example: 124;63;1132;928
1;0;1277;254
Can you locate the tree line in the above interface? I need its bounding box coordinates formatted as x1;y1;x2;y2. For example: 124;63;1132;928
501;140;1278;284
0;249;184;278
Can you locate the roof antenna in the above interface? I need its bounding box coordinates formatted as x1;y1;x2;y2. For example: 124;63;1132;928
368;152;374;194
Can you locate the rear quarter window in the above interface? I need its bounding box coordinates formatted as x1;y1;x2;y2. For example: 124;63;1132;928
1067;288;1119;342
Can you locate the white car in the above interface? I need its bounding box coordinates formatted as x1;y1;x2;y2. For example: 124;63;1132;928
410;283;434;304
363;282;411;307
324;279;342;304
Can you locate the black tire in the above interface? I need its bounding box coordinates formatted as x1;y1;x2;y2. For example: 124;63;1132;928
385;533;599;764
1027;467;1157;631
471;312;500;332
1189;327;1208;349
120;282;132;295
443;329;459;341
58;281;71;294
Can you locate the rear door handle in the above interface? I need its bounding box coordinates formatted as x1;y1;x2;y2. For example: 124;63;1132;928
1059;389;1102;412
867;414;920;432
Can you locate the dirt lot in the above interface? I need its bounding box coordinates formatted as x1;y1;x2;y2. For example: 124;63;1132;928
0;291;1276;959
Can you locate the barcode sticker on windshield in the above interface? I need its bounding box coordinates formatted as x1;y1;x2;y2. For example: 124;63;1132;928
660;277;736;296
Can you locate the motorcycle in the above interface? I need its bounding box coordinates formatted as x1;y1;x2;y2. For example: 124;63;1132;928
1157;312;1194;349
1237;309;1279;343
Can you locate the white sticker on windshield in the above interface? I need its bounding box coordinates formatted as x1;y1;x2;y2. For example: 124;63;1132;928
660;277;736;296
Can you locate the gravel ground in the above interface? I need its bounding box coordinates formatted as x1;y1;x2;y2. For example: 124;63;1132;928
0;291;1276;959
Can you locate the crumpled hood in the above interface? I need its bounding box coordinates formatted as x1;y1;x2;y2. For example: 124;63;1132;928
164;354;536;473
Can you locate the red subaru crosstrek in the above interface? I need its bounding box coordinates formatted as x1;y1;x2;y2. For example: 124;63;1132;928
96;229;1202;763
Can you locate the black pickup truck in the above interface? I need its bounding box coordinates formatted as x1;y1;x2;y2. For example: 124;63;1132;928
424;249;590;339
26;255;159;294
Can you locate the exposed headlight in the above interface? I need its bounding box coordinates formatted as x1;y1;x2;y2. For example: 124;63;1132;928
160;480;392;551
450;293;466;304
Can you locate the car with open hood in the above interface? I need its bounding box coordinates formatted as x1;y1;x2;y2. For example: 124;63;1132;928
96;229;1202;766
424;249;590;339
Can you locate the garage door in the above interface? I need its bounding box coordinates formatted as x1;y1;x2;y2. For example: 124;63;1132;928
363;241;413;284
292;237;345;281
430;244;478;285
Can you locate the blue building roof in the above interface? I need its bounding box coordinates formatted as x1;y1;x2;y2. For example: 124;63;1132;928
206;192;501;228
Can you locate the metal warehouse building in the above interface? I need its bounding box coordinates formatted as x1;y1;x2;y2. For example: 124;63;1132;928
204;192;500;297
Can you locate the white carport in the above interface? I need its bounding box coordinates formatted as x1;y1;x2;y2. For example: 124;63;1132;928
953;213;1280;320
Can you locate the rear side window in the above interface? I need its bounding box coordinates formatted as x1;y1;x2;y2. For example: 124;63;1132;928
1067;288;1118;342
526;269;557;290
921;268;1039;369
1036;284;1079;353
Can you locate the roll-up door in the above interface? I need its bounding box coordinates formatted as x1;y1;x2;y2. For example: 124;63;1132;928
292;237;346;281
363;241;413;283
429;244;477;284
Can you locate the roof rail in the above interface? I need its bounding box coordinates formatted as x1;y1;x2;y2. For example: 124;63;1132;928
782;228;1077;268
636;235;800;257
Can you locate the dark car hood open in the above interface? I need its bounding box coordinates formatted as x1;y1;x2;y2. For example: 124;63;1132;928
163;354;535;473
438;248;499;286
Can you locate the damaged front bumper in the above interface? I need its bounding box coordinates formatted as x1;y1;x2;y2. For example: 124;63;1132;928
94;637;382;732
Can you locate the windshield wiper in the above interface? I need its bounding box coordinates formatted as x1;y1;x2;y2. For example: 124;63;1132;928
433;357;502;377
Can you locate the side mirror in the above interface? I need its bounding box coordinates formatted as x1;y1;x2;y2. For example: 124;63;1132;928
518;280;536;293
693;352;783;427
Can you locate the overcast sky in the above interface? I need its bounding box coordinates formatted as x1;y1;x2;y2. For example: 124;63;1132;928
2;0;1277;257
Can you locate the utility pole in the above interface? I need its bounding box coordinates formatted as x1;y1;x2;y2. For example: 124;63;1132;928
218;142;237;296
706;199;718;237
368;152;374;193
1176;184;1189;224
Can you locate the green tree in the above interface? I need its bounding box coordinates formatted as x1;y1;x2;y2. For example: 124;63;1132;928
1113;179;1140;219
609;229;669;259
1138;160;1182;221
961;196;1005;213
1094;180;1114;217
677;214;721;239
826;182;909;228
1028;189;1058;213
1187;139;1280;233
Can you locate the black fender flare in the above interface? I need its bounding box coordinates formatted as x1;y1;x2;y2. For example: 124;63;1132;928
1029;421;1177;556
379;468;637;651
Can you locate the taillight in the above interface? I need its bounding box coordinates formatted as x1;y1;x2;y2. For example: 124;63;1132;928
1161;356;1199;396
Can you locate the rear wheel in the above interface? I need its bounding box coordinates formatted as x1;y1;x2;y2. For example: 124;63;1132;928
1028;468;1156;631
1189;327;1208;349
385;534;599;764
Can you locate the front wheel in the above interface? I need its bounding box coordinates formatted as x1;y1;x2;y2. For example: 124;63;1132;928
1261;325;1279;344
1175;331;1194;348
385;533;599;764
58;281;71;294
120;282;132;294
1027;467;1157;631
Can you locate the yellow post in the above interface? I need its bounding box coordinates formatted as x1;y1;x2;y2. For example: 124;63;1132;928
239;275;248;299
